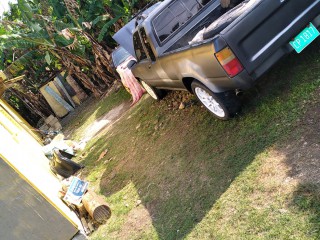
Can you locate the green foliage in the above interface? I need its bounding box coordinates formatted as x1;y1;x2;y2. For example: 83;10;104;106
0;0;154;95
46;0;67;18
97;16;121;42
91;14;111;26
5;50;38;76
2;2;22;21
78;0;152;42
95;0;139;41
0;0;81;79
1;38;41;50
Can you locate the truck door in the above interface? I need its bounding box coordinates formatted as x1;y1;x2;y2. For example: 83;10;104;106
133;29;170;88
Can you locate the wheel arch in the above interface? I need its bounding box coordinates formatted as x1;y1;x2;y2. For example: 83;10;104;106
182;77;196;93
191;80;241;120
182;77;224;94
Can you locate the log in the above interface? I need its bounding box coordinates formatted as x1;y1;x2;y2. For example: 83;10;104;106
82;190;111;224
0;73;6;96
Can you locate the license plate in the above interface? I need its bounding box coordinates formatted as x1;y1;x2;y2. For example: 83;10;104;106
290;23;319;53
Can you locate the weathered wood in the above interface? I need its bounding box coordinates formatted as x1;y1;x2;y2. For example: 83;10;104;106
0;71;7;96
65;75;88;103
82;190;111;224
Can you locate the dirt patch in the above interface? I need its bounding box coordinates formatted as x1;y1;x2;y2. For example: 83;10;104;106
283;100;320;185
123;206;153;232
255;90;320;200
111;206;153;239
83;101;131;140
250;149;299;209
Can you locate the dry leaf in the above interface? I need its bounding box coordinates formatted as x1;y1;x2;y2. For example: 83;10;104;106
97;149;108;162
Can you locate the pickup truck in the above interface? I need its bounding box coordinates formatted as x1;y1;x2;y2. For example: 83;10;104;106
114;0;320;119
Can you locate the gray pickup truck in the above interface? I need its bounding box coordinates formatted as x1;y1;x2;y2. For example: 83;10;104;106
114;0;320;119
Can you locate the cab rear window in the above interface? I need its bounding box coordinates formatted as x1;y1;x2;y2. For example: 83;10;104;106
153;0;211;43
133;31;147;61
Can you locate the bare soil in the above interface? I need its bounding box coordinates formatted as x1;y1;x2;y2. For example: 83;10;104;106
82;101;131;140
282;90;320;185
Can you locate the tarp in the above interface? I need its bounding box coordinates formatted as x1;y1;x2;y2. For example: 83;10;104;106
116;56;145;105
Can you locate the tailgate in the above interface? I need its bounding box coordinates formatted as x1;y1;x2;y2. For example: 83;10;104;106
221;0;320;78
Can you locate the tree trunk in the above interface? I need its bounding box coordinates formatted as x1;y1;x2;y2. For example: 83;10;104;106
10;88;51;119
83;32;118;85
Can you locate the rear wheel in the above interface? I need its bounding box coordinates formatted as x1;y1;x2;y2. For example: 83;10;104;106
141;80;165;100
191;81;241;120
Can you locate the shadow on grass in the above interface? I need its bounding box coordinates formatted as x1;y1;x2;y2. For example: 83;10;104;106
80;40;320;239
88;110;274;239
292;184;320;238
281;93;320;239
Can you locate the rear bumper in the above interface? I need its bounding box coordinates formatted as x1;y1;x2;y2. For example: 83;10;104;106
249;13;320;80
228;12;320;90
223;0;320;81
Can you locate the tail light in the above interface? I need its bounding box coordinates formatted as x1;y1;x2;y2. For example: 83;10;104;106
215;47;244;77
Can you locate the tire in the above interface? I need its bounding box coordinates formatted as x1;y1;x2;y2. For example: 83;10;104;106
191;81;241;120
141;80;165;101
50;165;72;178
50;149;84;178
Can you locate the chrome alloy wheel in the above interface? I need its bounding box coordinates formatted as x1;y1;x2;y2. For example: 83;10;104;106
194;87;225;118
141;81;158;100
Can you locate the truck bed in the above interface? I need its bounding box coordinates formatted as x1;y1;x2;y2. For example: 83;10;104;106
162;0;256;55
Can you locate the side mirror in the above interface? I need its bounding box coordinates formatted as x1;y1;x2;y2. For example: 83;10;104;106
126;60;137;69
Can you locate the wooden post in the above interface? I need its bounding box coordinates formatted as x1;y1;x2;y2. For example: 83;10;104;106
0;71;7;97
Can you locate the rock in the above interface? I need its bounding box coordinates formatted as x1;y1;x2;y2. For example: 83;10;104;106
279;209;288;214
179;102;186;110
136;200;142;206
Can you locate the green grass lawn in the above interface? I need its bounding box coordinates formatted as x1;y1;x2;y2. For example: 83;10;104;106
66;39;320;240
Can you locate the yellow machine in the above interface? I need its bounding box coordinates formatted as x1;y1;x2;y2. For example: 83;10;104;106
0;96;80;239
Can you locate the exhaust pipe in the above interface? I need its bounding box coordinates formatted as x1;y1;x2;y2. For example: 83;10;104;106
235;89;243;97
